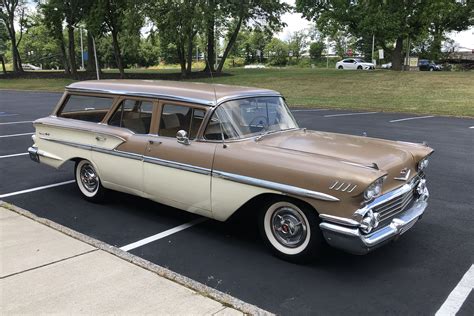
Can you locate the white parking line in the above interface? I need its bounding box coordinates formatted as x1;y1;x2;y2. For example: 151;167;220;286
0;132;34;138
436;264;474;316
292;109;328;112
389;116;434;123
0;120;32;125
120;217;207;252
0;180;75;199
0;152;28;159
323;112;378;118
469;126;474;129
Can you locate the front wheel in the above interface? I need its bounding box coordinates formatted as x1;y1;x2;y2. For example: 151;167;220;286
75;159;106;202
259;198;324;262
338;65;343;70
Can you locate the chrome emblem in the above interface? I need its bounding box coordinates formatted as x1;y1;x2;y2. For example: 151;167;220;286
394;168;411;181
329;181;357;193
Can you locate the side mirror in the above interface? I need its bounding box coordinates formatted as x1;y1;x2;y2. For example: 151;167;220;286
176;130;190;145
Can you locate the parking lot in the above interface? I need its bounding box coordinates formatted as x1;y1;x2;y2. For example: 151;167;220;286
1;90;473;315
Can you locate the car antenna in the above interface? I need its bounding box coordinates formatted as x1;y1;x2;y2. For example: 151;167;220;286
204;54;226;147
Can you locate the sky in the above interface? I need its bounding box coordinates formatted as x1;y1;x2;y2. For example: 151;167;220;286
278;0;474;50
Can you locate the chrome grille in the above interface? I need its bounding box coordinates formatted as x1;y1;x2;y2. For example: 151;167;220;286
374;188;415;222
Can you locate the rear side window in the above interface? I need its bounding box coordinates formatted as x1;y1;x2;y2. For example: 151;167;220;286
109;99;154;134
159;104;205;140
58;95;114;122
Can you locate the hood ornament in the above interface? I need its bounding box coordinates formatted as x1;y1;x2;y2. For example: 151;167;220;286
394;168;411;181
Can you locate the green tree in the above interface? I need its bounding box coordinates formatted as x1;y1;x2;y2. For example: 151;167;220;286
264;37;288;66
287;30;308;60
0;0;28;72
0;17;7;73
147;0;203;76
309;40;325;60
40;1;70;73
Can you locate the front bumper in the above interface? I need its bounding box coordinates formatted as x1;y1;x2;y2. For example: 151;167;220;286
319;179;429;255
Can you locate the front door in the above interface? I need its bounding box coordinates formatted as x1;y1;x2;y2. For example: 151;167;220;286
143;102;216;216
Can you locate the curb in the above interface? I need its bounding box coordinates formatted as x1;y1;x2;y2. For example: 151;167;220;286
0;201;273;316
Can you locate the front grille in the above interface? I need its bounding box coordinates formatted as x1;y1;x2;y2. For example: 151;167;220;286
374;188;415;223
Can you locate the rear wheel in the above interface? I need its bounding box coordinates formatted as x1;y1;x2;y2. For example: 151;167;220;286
259;198;323;262
75;159;106;202
429;67;434;71
357;65;363;70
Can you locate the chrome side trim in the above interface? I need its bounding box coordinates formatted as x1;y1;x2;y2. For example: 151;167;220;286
319;214;360;227
212;170;340;202
143;156;211;175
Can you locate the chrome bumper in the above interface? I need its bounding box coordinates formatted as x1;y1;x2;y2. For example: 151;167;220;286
319;179;429;255
28;146;40;163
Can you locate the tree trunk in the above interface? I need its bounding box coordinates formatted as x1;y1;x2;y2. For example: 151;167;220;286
176;43;186;77
6;17;23;73
86;32;96;73
186;30;198;75
203;0;215;73
1;55;6;74
67;25;78;78
59;33;70;74
111;28;125;79
217;16;243;73
391;37;403;71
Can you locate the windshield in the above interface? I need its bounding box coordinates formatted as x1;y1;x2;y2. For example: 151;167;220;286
204;96;298;141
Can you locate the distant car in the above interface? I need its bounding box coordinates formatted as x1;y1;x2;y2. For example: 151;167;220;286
22;63;42;71
418;60;441;71
244;64;266;69
336;58;375;70
381;62;392;69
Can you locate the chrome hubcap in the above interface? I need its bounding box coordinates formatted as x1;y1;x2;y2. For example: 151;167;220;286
271;207;307;248
80;163;98;192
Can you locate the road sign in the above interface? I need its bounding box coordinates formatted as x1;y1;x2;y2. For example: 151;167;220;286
379;49;384;59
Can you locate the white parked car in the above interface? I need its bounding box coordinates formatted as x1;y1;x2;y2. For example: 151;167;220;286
22;63;42;71
381;62;392;69
244;64;266;69
336;58;374;70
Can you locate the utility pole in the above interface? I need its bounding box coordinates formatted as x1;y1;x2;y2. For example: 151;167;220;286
80;27;84;70
92;35;100;80
371;34;375;65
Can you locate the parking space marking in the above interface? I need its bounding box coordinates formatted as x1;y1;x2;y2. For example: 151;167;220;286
0;113;19;117
436;264;474;316
0;180;75;199
0;132;34;138
323;111;378;118
389;116;434;123
469;126;474;129
120;218;207;252
292;109;328;112
0;121;32;125
0;153;28;159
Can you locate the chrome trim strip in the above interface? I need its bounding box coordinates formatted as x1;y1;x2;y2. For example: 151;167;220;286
319;214;360;227
143;156;211;175
212;170;340;202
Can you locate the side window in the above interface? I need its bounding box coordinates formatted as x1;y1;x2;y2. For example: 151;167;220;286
159;104;205;140
58;95;114;122
109;99;153;134
204;111;224;140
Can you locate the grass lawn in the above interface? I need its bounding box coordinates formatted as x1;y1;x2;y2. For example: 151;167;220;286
1;68;473;117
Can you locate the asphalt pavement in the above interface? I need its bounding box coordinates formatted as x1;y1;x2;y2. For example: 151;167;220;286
1;90;473;315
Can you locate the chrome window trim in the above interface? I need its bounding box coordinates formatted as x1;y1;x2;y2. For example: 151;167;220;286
212;170;340;202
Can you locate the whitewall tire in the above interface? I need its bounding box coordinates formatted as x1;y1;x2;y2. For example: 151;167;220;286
75;160;106;202
259;198;323;262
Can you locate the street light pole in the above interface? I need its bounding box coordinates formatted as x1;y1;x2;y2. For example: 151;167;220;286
371;34;375;65
92;35;100;80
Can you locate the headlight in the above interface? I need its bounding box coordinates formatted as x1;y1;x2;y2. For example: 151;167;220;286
364;177;384;201
359;209;380;234
418;157;430;171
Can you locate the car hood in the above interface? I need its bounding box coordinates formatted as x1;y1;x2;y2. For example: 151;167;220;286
258;129;433;191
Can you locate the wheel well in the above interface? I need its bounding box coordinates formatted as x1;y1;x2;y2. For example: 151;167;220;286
225;193;319;223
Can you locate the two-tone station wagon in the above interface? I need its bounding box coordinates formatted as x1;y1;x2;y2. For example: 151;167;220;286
29;80;433;261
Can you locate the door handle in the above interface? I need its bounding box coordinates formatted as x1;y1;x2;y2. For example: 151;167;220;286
148;140;162;145
95;135;106;141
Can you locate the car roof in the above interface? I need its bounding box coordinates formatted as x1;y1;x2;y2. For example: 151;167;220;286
66;80;281;106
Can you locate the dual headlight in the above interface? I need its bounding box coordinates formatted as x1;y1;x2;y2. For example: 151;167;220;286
417;157;430;172
364;177;384;201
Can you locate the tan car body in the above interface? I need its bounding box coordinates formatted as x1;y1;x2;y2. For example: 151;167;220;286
29;80;433;255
